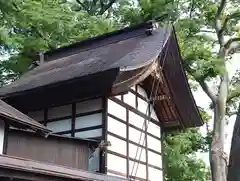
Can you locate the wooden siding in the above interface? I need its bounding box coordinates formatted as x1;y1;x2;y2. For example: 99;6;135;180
6;129;93;170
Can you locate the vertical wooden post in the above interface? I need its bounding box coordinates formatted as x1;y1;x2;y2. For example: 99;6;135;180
100;97;108;173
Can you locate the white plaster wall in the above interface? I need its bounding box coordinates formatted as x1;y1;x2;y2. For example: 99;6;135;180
0;121;5;154
108;100;126;121
108;116;126;138
107;86;163;180
129;160;146;179
107;153;127;176
107;134;126;155
149;167;163;181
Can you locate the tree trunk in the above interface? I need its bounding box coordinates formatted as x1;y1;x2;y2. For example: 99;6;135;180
210;73;228;181
227;105;240;181
210;105;228;181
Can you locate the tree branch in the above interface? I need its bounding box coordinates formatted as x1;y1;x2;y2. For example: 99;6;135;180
189;0;195;18
216;0;226;20
198;79;217;103
219;12;240;35
31;26;55;50
224;37;240;54
227;87;240;103
184;63;217;102
76;0;91;14
226;110;239;117
99;0;116;15
215;0;227;46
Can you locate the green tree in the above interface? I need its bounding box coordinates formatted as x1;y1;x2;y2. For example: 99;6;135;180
1;1;240;181
73;0;117;15
112;1;240;181
164;129;210;181
0;0;117;83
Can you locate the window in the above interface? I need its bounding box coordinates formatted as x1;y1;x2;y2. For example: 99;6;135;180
75;113;102;129
46;118;71;133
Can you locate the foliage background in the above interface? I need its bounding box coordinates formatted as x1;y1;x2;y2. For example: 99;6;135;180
1;1;240;181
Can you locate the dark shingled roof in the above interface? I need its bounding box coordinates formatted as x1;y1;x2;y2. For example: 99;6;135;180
0;100;50;134
0;22;203;128
0;25;170;96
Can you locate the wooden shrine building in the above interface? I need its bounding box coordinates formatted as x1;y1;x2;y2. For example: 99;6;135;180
0;22;203;181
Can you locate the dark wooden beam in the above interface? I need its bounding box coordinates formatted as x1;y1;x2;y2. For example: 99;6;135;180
100;97;108;174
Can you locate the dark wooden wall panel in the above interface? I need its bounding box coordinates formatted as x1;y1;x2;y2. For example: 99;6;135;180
6;129;90;170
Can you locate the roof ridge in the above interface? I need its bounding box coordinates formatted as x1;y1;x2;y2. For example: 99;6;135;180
41;22;153;62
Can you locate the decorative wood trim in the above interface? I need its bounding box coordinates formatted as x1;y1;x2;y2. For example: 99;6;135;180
71;103;76;137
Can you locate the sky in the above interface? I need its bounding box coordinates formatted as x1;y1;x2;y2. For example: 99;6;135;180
194;53;240;165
